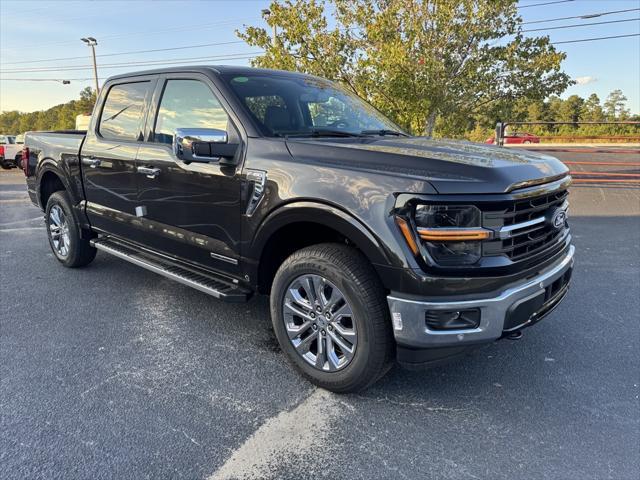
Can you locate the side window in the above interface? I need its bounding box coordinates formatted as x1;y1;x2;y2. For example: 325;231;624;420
154;79;229;144
99;82;150;141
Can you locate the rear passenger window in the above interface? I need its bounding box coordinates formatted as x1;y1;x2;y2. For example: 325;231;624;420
154;79;229;145
99;82;150;141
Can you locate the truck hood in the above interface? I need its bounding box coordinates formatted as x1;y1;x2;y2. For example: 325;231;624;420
285;136;569;194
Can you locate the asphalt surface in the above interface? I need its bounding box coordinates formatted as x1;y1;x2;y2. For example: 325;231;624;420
1;148;639;480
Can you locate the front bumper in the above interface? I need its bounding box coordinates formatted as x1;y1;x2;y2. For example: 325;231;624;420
387;245;574;355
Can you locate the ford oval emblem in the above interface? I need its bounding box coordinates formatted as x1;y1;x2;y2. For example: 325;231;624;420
550;209;567;229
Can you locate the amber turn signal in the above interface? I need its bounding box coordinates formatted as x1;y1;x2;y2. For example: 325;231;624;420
417;228;491;242
395;217;420;255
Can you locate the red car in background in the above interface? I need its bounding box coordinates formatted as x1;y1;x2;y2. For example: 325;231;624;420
485;132;541;144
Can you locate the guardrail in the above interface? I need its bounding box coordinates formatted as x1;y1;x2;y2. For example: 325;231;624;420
494;121;640;146
538;135;640;142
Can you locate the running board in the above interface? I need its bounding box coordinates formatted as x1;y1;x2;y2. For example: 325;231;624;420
90;237;250;302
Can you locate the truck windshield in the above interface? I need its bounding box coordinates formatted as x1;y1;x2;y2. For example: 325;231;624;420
223;73;406;138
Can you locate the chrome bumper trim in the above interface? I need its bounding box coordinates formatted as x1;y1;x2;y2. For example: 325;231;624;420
387;245;575;348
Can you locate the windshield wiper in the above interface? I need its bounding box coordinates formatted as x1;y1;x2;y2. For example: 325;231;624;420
286;129;365;138
360;129;408;137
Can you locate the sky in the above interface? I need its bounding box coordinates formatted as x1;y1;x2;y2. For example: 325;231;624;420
0;0;639;114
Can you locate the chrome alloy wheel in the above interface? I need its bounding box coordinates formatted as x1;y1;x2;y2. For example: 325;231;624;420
283;274;358;372
48;205;70;257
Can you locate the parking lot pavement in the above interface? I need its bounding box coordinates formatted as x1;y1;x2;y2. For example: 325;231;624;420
1;160;638;480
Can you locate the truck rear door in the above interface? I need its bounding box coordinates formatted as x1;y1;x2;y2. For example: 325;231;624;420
81;77;156;240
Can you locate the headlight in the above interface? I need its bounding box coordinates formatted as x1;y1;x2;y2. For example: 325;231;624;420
414;204;481;229
400;205;491;266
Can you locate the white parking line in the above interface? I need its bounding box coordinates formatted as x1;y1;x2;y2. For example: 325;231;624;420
0;227;43;233
0;217;43;226
208;388;344;480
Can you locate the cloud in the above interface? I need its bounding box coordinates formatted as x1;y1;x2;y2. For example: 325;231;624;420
575;76;598;85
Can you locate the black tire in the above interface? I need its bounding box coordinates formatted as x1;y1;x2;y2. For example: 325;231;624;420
270;243;394;393
45;191;97;268
0;159;11;170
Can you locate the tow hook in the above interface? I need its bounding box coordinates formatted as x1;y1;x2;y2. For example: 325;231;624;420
506;330;523;340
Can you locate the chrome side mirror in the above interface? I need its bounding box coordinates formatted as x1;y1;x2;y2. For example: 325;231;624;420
173;128;229;163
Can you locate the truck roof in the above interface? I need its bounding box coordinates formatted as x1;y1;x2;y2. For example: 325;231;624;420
106;65;316;83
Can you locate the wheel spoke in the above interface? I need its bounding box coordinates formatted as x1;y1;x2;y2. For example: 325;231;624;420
323;333;343;371
332;322;357;344
314;277;327;307
315;334;327;369
332;301;353;320
300;276;318;305
323;285;339;311
328;329;355;356
49;207;61;226
288;288;312;311
293;330;318;355
285;319;312;340
284;301;314;322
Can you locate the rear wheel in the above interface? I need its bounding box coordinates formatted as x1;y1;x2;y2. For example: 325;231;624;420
45;191;96;267
270;244;394;393
0;159;11;169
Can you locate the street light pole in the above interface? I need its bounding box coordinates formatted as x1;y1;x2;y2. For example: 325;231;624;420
81;37;99;95
261;9;277;47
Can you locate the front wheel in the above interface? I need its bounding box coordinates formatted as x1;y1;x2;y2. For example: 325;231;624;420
45;191;97;267
270;244;394;393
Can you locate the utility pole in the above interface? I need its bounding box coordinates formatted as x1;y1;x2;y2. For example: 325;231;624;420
261;9;277;47
81;37;99;95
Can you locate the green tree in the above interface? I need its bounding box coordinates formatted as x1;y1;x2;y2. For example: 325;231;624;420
580;93;604;122
238;0;572;136
604;89;629;120
558;94;583;124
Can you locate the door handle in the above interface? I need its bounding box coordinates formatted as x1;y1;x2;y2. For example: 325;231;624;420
137;166;161;179
81;157;101;168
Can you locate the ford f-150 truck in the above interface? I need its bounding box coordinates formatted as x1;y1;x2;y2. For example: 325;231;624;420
23;66;574;392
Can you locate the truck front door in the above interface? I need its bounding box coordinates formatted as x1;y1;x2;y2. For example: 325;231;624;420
134;75;243;275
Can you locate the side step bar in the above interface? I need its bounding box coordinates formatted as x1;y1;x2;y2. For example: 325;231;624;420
90;237;250;302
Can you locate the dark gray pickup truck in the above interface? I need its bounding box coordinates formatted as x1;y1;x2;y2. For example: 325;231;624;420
23;66;574;392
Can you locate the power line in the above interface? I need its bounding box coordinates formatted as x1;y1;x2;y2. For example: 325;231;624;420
1;40;247;66
551;33;640;45
518;0;574;9
0;51;264;73
4;7;638;68
0;53;263;74
1;17;258;52
522;17;640;33
0;78;93;82
522;7;640;25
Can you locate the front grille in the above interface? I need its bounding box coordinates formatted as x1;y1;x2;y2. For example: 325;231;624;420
483;189;569;263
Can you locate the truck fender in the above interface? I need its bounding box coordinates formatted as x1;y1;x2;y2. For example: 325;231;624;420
36;161;90;229
36;161;73;207
250;201;391;266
